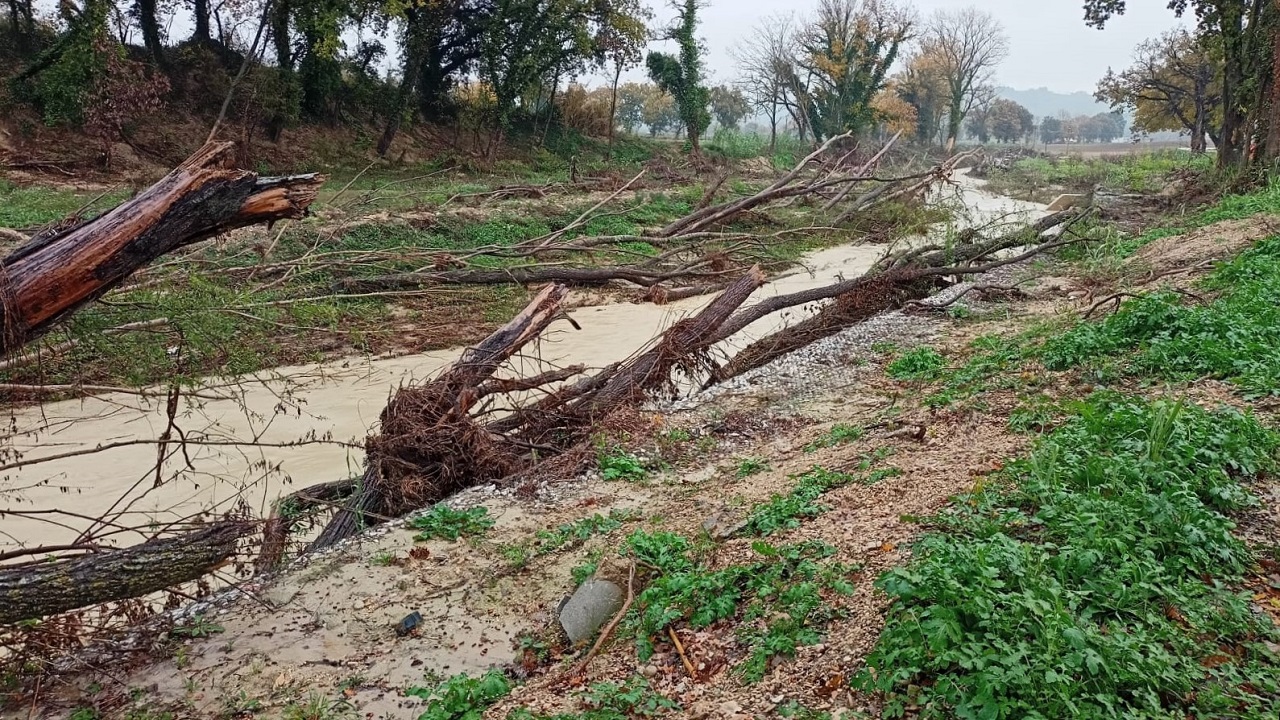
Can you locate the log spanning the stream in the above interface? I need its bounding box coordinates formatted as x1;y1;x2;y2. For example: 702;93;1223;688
0;142;324;355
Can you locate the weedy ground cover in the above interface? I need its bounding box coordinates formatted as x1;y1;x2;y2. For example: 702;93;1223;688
857;391;1280;717
1041;235;1280;397
624;531;856;683
409;505;495;541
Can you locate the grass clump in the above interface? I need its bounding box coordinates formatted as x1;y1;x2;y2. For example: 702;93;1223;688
886;347;947;381
624;531;856;682
856;393;1280;719
282;692;356;720
407;670;512;720
804;424;864;452
506;676;676;720
1041;236;1280;397
409;505;495;541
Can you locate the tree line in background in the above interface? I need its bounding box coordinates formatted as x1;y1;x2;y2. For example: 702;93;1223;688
2;0;1279;170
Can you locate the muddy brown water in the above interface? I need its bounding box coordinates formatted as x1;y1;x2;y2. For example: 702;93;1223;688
0;175;1045;553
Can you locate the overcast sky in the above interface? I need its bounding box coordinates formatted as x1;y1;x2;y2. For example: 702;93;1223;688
634;0;1190;94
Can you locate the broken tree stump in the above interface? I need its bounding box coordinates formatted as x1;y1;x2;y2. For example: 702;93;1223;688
0;142;324;355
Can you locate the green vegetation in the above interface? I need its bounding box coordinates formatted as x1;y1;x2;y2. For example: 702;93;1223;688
1042;236;1280;397
1112;177;1280;257
858;393;1280;718
406;671;512;720
532;510;636;556
747;453;895;536
0;182;127;228
495;510;635;570
886;346;948;381
597;448;648;482
734;457;770;478
369;550;397;567
624;531;855;682
409;505;495;542
984;151;1211;199
281;692;356;720
507;677;676;720
169;615;224;638
746;466;860;537
804;423;864;452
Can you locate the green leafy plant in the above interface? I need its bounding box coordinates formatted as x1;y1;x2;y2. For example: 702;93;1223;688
856;393;1280;718
734;457;770;477
744;458;892;536
886;346;947;381
170;615;224;638
598;450;648;482
407;670;512;720
1040;237;1280;397
505;676;676;720
623;531;855;682
410;505;495;541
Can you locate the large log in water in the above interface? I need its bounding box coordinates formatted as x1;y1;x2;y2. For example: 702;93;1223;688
0;521;252;626
0;142;324;355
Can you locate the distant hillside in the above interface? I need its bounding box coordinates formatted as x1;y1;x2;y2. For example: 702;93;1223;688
996;86;1113;121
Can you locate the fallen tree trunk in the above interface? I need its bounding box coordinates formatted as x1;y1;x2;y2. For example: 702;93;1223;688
0;142;324;355
0;521;252;626
705;210;1086;385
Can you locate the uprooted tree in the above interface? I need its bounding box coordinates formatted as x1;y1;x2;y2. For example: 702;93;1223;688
2;133;1086;632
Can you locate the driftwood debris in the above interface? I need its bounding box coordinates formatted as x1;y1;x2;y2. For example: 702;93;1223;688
0;142;324;355
324;133;960;300
0;521;251;626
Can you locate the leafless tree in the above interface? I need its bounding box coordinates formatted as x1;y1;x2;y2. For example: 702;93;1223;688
732;13;811;147
923;7;1010;152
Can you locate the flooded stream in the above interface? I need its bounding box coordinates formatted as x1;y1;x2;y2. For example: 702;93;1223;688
0;173;1045;553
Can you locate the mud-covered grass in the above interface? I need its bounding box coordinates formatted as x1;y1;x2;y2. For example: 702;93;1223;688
981;150;1211;202
0;154;934;391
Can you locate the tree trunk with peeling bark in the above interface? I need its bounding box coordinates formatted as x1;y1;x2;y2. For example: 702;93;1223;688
0;142;324;356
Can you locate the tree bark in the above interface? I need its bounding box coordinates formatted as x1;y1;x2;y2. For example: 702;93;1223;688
0;142;324;355
1266;0;1280;162
135;0;166;68
378;7;425;156
193;0;212;43
0;521;251;626
607;61;623;159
